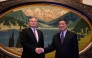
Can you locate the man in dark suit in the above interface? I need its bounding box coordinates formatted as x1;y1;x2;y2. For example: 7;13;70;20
37;19;79;58
20;17;45;58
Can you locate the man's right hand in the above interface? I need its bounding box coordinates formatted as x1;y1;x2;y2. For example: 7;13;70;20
35;48;44;54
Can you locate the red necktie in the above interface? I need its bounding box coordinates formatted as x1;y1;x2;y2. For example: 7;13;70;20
33;29;38;42
33;29;36;39
61;32;64;43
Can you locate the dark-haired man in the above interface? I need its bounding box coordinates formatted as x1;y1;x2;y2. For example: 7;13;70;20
37;19;79;58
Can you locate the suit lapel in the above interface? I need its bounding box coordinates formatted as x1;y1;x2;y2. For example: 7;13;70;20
37;29;40;43
56;31;71;46
62;30;70;44
28;28;37;43
57;33;63;46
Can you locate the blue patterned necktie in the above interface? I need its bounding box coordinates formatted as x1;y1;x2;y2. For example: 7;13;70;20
61;32;64;43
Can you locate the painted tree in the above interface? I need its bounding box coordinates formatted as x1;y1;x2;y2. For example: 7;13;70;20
16;26;22;48
16;31;21;48
8;30;14;47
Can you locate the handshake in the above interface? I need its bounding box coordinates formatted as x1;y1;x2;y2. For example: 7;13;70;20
35;48;44;54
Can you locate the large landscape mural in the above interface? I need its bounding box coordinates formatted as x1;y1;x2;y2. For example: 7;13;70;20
0;4;92;58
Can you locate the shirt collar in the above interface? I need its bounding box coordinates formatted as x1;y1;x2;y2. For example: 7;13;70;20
61;30;67;33
30;27;36;32
60;30;67;37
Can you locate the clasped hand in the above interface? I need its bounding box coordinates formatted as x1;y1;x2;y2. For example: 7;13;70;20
35;48;44;54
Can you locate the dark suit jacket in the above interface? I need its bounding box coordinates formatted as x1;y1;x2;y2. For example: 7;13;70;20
44;30;79;58
20;28;45;58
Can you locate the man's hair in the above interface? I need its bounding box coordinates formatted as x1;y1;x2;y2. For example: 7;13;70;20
28;16;38;22
58;19;68;24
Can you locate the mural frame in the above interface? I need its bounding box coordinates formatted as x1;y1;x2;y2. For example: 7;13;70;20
0;0;92;58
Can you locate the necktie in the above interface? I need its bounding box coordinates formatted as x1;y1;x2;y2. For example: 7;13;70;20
33;29;38;42
33;28;36;39
61;32;64;43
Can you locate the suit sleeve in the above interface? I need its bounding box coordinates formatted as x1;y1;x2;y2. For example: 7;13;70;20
20;29;36;53
44;36;55;54
73;33;79;58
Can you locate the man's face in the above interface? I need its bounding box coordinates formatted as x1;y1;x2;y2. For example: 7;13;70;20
28;18;38;28
58;21;67;32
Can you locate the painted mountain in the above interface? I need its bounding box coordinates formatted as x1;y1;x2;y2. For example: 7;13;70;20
47;12;81;27
0;10;28;27
0;10;91;47
0;10;90;31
